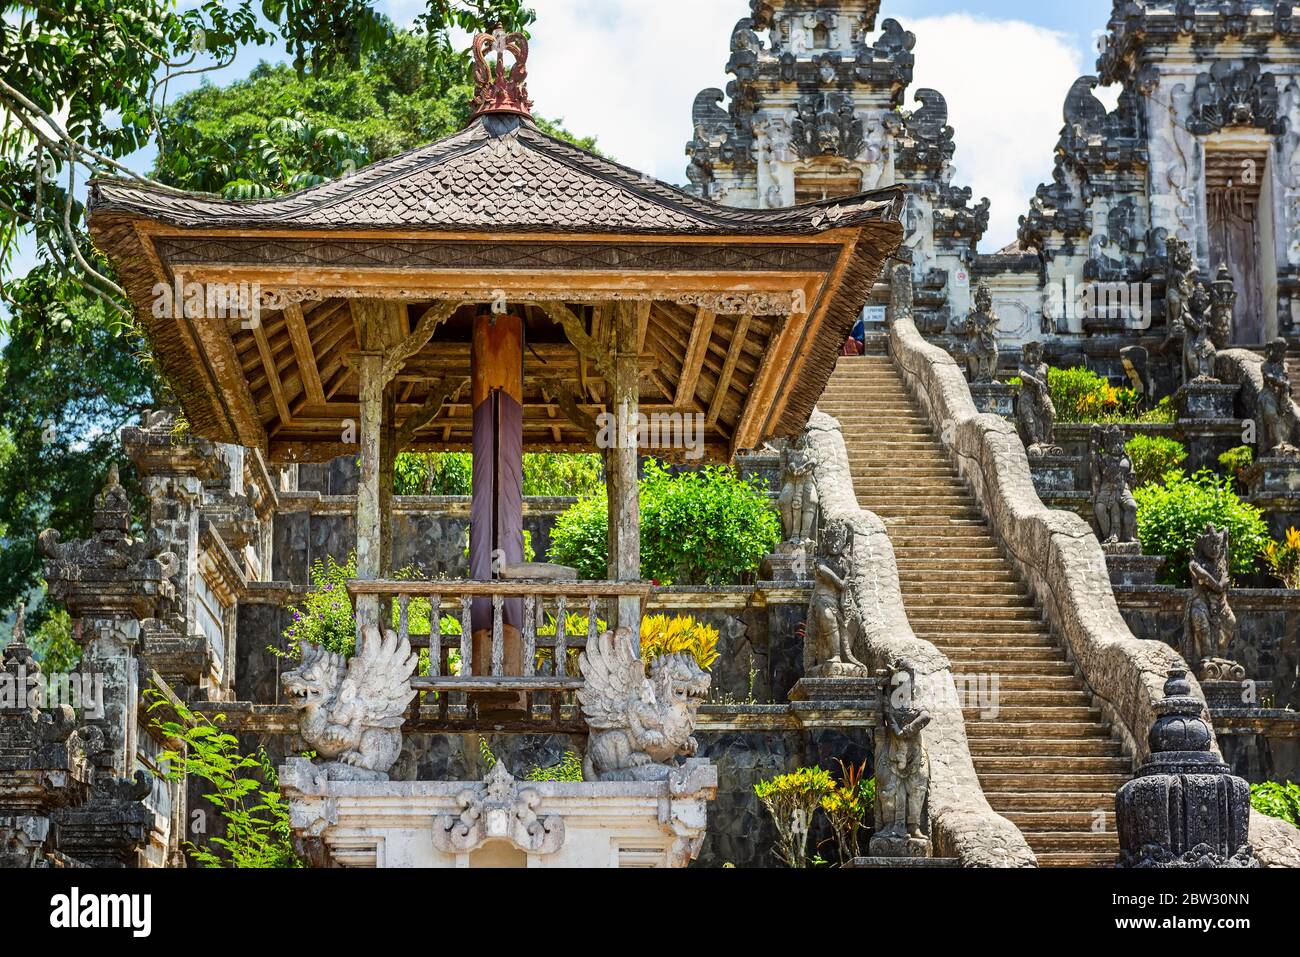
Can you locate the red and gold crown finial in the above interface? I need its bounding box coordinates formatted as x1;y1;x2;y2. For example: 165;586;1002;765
469;27;533;121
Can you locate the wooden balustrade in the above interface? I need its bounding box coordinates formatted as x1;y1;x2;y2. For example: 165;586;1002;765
346;579;652;730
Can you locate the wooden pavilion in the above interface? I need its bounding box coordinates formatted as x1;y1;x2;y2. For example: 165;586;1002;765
88;30;903;723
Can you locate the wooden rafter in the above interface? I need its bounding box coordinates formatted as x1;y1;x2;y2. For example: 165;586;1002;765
675;306;716;409
707;312;751;427
284;303;326;406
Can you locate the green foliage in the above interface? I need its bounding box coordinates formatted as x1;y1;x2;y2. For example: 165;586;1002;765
1125;435;1188;487
1264;528;1300;590
1218;445;1255;477
392;452;603;498
820;760;871;865
754;766;836;868
1134;470;1270;584
145;688;300;868
0;270;160;610
639;614;720;670
524;751;584;782
1025;366;1174;424
1250;781;1300;828
281;554;357;657
549;461;780;584
27;607;81;673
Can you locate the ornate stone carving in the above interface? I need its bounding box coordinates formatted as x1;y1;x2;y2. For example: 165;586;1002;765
1208;263;1236;350
1259;337;1300;457
1188;60;1283;135
803;519;868;679
1183;524;1240;680
577;629;710;781
1116;671;1257;868
1182;283;1219;383
1165;236;1196;332
1091;425;1139;545
432;762;565;855
777;430;818;545
281;625;418;781
963;283;999;384
469;28;533;120
870;660;931;858
791;92;865;160
1016;341;1062;457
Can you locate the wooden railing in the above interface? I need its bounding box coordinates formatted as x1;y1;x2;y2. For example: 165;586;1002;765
346;579;652;728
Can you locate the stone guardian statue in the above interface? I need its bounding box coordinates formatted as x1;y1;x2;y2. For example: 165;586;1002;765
803;519;867;678
1182;524;1240;680
964;283;999;384
1016;341;1060;457
777;430;819;545
870;660;931;857
1259;337;1300;457
1090;425;1139;545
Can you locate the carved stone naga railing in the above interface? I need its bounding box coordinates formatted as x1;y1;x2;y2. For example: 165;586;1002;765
346;579;652;727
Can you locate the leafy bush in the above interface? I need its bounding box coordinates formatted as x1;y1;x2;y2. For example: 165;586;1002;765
282;554;357;656
1125;435;1188;487
393;452;603;498
1017;366;1175;424
145;689;299;868
1250;781;1300;827
549;460;780;585
754;766;835;868
1264;528;1300;589
640;614;720;670
525;751;585;782
820;760;871;865
27;608;81;673
1134;470;1270;584
1218;445;1255;481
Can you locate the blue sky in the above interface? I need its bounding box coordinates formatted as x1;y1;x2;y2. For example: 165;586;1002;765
3;0;1124;295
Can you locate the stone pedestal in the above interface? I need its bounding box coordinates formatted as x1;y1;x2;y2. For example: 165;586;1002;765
1101;541;1165;587
1201;679;1274;712
1242;456;1300;496
867;834;932;858
1175;380;1238;419
761;541;811;582
968;382;1016;418
847;855;959;868
1029;456;1078;494
280;757;717;868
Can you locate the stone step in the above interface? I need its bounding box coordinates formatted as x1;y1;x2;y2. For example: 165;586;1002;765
901;581;1029;597
905;608;1042;623
950;661;1077;677
1033;851;1118;868
898;571;1020;584
960;674;1084;691
931;632;1057;647
896;558;1010;571
1004;810;1120;831
965;705;1103;722
976;690;1095;707
983;791;1118;811
1023;832;1120;854
904;594;1035;610
973;755;1131;773
917;622;1052;637
969;737;1124;757
977;772;1127;792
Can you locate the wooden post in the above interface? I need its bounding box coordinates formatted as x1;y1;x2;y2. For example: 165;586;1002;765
606;302;641;645
355;349;384;629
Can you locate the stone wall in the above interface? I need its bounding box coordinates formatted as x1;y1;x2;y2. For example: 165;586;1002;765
887;276;1300;865
805;408;1035;866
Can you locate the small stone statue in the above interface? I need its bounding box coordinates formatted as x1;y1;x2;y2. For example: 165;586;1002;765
1182;523;1239;679
1090;425;1139;545
871;660;931;857
803;519;868;678
1259;337;1300;457
1209;263;1236;350
1016;341;1061;457
1182;283;1219;383
1165;237;1196;332
964;283;999;384
777;430;819;545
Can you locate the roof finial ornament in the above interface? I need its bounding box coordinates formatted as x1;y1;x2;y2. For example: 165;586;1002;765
469;27;533;121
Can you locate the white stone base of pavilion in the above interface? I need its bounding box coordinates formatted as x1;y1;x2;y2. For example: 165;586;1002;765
279;758;716;868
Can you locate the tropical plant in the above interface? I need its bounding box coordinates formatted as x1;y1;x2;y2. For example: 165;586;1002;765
280;554;357;657
753;766;835;869
1264;528;1300;590
525;750;584;782
1218;445;1255;487
639;614;720;670
820;760;870;865
1015;366;1175;424
1250;781;1300;828
26;607;80;673
549;460;780;584
1134;469;1270;584
394;452;472;496
1125;435;1187;487
144;688;299;868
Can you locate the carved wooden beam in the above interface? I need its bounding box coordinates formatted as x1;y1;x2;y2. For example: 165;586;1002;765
395;376;468;449
538;300;614;379
540;376;599;443
381;300;462;385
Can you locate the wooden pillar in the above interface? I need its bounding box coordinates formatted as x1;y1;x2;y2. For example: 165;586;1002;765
606;302;641;644
355;349;384;629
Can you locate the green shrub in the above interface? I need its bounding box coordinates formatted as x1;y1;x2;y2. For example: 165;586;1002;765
145;689;300;868
525;751;585;782
1125;435;1187;487
548;460;780;585
282;554;357;656
1134;469;1270;584
27;608;81;673
1015;366;1174;424
393;452;603;498
1218;445;1255;478
1250;781;1300;828
754;766;835;868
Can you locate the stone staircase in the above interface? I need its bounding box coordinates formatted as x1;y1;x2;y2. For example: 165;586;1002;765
819;349;1126;867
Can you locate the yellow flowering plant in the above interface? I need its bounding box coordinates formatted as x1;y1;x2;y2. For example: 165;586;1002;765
639;614;720;670
1264;528;1300;589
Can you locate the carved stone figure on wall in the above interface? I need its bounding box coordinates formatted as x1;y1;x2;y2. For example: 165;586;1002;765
577;628;710;781
803;519;867;679
1165;236;1196;332
1259;337;1300;457
281;625;419;781
870;660;931;857
777;430;819;545
1016;341;1060;457
1091;425;1139;545
1183;524;1239;679
1182;284;1219;383
964;283;999;384
1209;263;1236;350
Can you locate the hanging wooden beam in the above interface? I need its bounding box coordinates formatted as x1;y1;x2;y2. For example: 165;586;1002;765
252;322;292;426
675;306;716;409
707;312;752;427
